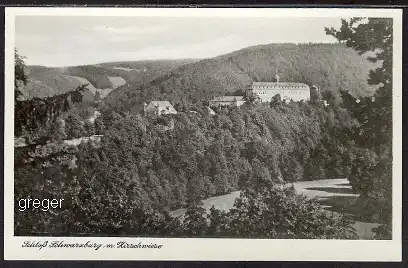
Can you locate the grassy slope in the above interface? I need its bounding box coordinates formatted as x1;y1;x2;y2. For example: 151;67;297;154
21;66;84;99
22;59;196;100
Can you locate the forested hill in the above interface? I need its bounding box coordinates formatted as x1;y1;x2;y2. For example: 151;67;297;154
105;43;378;112
21;66;85;99
20;59;197;100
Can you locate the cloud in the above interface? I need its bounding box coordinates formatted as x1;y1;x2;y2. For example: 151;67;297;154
93;25;162;35
15;16;342;66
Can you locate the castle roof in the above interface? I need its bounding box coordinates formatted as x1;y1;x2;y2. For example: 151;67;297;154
252;82;310;90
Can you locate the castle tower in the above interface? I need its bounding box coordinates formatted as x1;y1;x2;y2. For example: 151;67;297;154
275;69;280;84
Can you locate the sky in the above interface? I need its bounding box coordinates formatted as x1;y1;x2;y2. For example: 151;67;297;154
15;16;343;67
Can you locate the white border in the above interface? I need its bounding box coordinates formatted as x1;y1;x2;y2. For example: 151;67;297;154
4;7;403;261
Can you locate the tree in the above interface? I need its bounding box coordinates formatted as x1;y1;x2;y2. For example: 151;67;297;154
15;83;87;137
250;158;273;190
280;157;303;182
310;86;322;104
94;117;105;135
48;119;67;141
187;175;215;201
326;18;392;151
213;172;230;195
243;93;259;105
65;113;86;139
348;148;378;195
16;67;378;238
15;49;28;101
102;109;122;129
270;94;282;107
221;185;357;239
84;120;95;136
321;90;338;106
181;200;208;236
326;17;393;238
206;206;231;236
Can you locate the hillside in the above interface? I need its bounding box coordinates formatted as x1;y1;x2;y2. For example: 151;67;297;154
20;66;84;99
98;59;199;84
21;59;197;100
104;43;379;112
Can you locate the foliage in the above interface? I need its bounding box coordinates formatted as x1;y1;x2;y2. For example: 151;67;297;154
48;119;67;141
83;120;96;137
181;201;208;236
23;60;197;100
14;143;79;235
65;113;86;139
326;18;392;151
15;83;88;138
15;49;28;101
14;31;392;239
94;117;105;135
15;101;364;237
326;17;393;238
105;43;377;112
220;185;357;239
310;86;322;104
19;66;86;100
170;184;357;239
63;65;112;89
270;94;282;107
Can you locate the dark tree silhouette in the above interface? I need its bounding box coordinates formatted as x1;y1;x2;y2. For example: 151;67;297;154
14;49;28;101
326;17;393;239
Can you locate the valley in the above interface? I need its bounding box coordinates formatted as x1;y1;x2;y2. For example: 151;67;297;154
63;74;125;98
14;26;392;240
21;59;198;101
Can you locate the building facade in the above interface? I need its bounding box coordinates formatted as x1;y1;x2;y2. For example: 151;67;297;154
209;96;246;108
144;101;177;116
247;73;310;103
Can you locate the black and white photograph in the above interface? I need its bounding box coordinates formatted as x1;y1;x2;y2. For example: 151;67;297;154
4;7;402;261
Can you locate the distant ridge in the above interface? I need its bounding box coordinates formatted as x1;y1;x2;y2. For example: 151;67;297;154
21;59;198;100
105;43;378;112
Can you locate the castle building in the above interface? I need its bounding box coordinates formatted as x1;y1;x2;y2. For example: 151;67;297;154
247;71;310;103
144;101;177;116
209;96;246;108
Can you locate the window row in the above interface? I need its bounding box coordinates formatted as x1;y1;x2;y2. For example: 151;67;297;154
256;91;307;95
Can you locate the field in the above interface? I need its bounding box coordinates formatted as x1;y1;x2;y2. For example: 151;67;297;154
171;178;380;239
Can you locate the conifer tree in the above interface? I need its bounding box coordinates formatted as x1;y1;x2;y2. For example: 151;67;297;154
65;113;86;139
326;17;393;239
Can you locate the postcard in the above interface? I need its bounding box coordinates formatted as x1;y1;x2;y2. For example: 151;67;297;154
4;7;402;261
